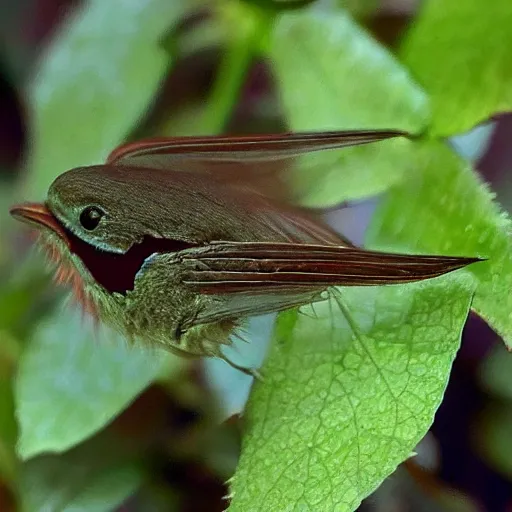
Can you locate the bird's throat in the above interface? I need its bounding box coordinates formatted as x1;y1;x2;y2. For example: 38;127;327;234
49;223;198;296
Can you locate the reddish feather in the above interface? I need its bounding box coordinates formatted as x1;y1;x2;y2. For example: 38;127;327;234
107;130;406;164
39;234;97;318
106;130;408;205
180;242;482;294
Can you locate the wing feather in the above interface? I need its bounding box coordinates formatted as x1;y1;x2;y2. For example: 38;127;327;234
107;130;407;166
181;242;482;294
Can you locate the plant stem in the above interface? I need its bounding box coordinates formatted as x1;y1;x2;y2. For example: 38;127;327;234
200;32;256;134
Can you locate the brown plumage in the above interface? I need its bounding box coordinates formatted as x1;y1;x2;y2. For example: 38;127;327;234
9;130;483;374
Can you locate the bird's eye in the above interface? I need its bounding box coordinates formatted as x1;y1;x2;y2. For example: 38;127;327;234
79;206;104;231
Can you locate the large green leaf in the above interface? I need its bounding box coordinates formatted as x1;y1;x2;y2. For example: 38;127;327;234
229;273;474;511
270;9;430;206
16;306;181;459
367;139;512;347
401;0;512;136
26;0;189;198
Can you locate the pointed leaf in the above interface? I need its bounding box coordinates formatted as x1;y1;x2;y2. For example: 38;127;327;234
229;273;474;511
367;139;512;347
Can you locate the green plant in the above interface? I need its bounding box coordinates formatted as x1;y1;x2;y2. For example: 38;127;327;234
2;0;512;510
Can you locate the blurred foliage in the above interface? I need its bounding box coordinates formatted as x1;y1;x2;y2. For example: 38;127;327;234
0;0;512;511
476;343;512;482
21;439;143;512
269;9;428;205
26;0;190;198
15;308;181;459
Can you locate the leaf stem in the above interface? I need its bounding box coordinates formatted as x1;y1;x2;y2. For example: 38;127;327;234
200;37;255;134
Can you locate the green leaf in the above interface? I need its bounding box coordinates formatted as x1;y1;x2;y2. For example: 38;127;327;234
367;139;512;347
401;0;512;136
16;305;182;459
21;436;143;512
270;9;430;206
27;0;189;198
229;273;474;511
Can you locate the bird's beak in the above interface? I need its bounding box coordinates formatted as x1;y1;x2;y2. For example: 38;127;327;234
9;203;70;246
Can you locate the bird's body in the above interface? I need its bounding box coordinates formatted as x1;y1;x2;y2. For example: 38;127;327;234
27;162;348;363
10;130;481;373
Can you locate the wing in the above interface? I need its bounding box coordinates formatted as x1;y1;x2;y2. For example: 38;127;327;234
106;129;408;248
181;241;482;294
106;130;407;202
178;241;482;326
106;129;407;166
